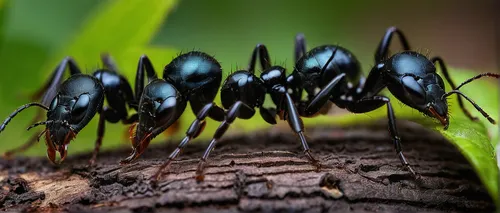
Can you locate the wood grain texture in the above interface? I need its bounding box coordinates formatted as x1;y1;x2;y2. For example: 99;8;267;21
0;120;494;213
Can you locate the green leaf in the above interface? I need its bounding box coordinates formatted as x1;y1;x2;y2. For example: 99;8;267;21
44;0;178;67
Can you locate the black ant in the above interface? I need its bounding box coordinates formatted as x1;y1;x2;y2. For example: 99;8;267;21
287;26;499;176
152;44;326;181
119;51;226;164
0;54;157;165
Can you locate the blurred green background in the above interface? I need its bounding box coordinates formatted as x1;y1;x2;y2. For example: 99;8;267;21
0;0;497;156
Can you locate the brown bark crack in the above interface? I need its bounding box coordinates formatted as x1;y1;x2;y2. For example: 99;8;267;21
0;120;494;213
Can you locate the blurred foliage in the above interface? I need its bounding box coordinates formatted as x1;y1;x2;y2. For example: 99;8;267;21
0;0;497;202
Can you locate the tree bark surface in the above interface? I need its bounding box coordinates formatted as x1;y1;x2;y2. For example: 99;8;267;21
0;120;495;213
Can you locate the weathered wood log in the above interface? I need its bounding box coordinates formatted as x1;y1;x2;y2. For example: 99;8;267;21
0;120;494;212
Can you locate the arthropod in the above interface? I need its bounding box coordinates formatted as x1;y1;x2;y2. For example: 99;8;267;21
287;26;499;175
152;44;325;181
119;51;226;164
0;54;152;164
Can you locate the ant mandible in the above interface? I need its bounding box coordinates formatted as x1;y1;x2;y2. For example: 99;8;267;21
119;51;226;164
152;44;330;181
0;54;155;165
288;26;499;176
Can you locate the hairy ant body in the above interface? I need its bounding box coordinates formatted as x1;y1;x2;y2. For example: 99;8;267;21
0;54;151;165
288;26;498;175
152;44;326;181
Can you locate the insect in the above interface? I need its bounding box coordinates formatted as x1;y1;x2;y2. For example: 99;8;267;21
152;44;325;181
287;26;499;176
0;54;155;165
119;51;226;164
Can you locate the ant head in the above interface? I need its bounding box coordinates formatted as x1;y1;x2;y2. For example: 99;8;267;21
386;52;449;128
43;75;103;164
31;92;90;164
131;79;185;154
221;70;265;109
399;73;449;128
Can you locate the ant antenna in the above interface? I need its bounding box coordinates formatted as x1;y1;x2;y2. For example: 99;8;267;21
442;90;495;124
0;103;49;133
455;73;499;90
27;120;55;131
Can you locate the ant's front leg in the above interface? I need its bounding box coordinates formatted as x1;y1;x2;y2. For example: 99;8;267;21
32;57;82;105
345;95;418;177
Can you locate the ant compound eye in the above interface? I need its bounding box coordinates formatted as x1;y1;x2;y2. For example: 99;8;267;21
50;95;59;110
401;76;426;105
71;94;90;122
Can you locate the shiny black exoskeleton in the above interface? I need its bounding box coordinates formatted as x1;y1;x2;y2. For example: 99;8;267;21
288;26;499;176
120;51;226;164
151;45;320;181
0;54;148;164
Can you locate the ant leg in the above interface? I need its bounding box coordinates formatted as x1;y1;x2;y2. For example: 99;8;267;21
89;110;106;166
151;102;223;181
301;49;342;116
431;57;477;121
100;53;121;73
248;44;272;73
134;55;158;103
122;113;138;124
260;107;278;124
295;33;307;63
190;98;225;122
303;73;345;116
283;92;320;169
358;64;387;98
3;130;42;159
346;96;417;176
375;26;411;63
30;57;81;102
89;106;124;166
195;101;254;181
38;57;82;106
